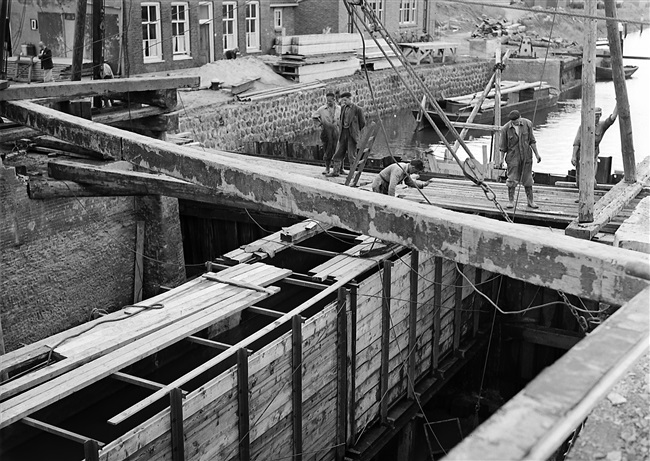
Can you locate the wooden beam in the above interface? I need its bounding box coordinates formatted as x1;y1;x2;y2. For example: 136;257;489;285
578;0;597;222
380;262;391;424
3;100;649;305
453;264;463;353
502;324;583;350
133;221;144;303
446;285;650;461
92;0;104;107
71;0;87;81
348;285;358;442
185;336;232;351
0;76;200;101
111;372;166;391
407;251;418;399
565;157;650;239
605;0;635;182
169;388;185;461
431;257;442;371
336;287;348;461
473;269;483;337
21;417;105;447
84;439;100;461
291;315;303;461
290;245;340;258
28;177;149;199
246;306;284;318
237;348;250;461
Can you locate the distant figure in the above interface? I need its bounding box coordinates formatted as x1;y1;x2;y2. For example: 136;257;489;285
100;61;114;79
312;92;341;176
572;105;618;187
225;48;238;59
372;159;428;196
328;91;365;177
37;41;54;83
500;110;542;209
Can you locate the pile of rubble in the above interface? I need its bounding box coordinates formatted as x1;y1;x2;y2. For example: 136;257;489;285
471;17;524;38
471;16;578;49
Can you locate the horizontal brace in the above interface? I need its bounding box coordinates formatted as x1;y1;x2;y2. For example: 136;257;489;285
208;261;330;290
290;245;341;258
246;306;285;319
21;417;105;447
186;336;234;351
202;274;278;294
111;372;168;392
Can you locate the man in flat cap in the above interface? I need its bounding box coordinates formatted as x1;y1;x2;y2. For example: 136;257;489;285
372;159;429;196
328;91;365;177
312;91;341;175
572;105;618;187
500;110;542;209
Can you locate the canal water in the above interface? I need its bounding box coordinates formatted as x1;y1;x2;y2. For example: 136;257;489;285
296;31;650;176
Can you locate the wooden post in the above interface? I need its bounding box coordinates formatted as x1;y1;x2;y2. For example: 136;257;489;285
83;439;100;461
396;420;415;461
473;269;483;337
454;264;464;353
348;285;358;443
169;388;185;461
237;348;250;461
579;0;597;222
604;0;636;182
291;315;303;461
431;257;442;371
71;0;88;81
380;261;392;424
0;0;8;80
0;314;8;382
493;40;502;166
408;251;418;399
92;0;105;107
336;287;348;461
133;221;145;303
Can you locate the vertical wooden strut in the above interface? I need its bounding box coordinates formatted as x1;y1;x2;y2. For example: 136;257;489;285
237;348;250;461
431;257;443;371
92;0;105;108
83;439;100;461
578;0;597;222
454;264;464;353
291;315;303;461
71;0;88;81
408;251;419;399
604;0;635;182
493;40;503;166
169;388;185;461
473;269;483;337
336;287;348;461
380;261;392;424
348;285;358;443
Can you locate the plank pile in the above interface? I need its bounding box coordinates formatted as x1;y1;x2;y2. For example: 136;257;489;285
5;57;93;83
273;34;361;83
357;38;402;71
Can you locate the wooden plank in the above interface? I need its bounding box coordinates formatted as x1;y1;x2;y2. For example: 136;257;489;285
4;101;649;305
0;76;200;101
111;372;166;391
407;251;418;399
447;285;650;461
133;221;145;303
380;261;391;424
432;257;443;371
348;285;358;442
566;157;650;239
246;306;284;318
169;388;185;461
237;348;250;461
185;336;231;351
336;287;348;461
453;264;463;353
291;315;303;461
473;269;483;337
21;417;105;447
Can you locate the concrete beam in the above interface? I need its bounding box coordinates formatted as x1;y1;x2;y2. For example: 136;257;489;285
2;100;649;305
0;76;200;101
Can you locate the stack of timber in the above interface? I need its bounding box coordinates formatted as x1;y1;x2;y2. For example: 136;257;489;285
274;34;361;83
5;57;93;83
357;38;402;70
237;81;326;101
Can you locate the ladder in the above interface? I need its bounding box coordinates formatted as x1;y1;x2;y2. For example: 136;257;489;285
344;120;379;187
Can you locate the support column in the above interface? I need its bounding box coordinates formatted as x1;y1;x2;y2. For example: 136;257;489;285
169;388;185;461
380;261;392;424
408;251;418;399
396;419;415;461
71;0;88;81
431;257;442;371
454;264;464;353
237;348;250;461
336;287;348;461
92;0;105;107
291;315;303;461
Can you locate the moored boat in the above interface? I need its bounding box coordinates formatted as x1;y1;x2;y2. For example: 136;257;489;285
595;64;638;80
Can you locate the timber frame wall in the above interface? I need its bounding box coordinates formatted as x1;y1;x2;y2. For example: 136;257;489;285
92;249;492;461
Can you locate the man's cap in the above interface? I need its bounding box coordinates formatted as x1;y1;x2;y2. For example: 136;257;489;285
340;91;352;98
508;110;521;120
410;159;425;171
326;91;335;97
595;107;603;115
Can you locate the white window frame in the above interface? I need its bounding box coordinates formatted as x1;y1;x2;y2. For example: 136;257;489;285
274;8;283;30
142;2;163;62
366;0;383;24
399;0;416;25
222;1;238;52
171;2;191;59
199;1;215;62
245;1;261;52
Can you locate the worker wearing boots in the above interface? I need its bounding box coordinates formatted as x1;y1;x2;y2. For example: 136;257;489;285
327;91;365;177
500;110;542;209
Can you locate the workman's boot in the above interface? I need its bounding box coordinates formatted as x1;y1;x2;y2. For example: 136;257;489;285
525;187;539;209
326;162;340;177
506;186;515;209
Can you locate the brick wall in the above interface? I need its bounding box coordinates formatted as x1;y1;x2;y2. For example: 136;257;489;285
179;60;494;151
0;164;186;351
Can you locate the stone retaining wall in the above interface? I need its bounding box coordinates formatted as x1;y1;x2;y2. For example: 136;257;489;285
179;60;493;152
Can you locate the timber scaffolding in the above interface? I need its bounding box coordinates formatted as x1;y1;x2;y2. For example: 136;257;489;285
0;75;649;461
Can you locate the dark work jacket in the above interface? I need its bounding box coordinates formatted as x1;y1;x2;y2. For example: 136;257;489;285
339;103;366;143
38;47;53;70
